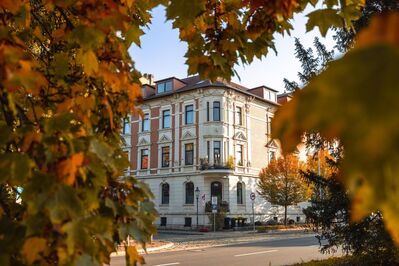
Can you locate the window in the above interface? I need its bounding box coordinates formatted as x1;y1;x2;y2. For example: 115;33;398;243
185;143;194;165
237;182;243;204
211;181;222;201
141;86;146;98
206;102;210;121
160;217;167;226
142;113;149;132
184;217;192;227
140;149;148;169
236;145;243;166
162;146;170;167
267;116;272;136
122;117;130;134
236;107;242;125
207;141;210;162
185;104;194;124
269;151;276;162
161;183;169;204
157;80;173;93
185;182;194;204
213;141;221;165
162;110;171;128
213;101;220;121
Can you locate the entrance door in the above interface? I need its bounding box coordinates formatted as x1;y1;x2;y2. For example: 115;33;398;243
211;181;222;202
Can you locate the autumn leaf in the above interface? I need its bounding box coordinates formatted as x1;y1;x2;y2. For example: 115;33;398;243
21;237;47;264
273;12;399;245
56;153;85;185
126;246;144;266
77;50;99;76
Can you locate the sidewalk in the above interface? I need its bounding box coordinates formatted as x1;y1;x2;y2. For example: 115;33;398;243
153;228;315;252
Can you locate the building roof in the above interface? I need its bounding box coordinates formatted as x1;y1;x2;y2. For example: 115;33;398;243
143;75;280;106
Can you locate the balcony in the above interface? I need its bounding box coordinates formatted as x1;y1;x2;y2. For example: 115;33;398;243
199;158;234;175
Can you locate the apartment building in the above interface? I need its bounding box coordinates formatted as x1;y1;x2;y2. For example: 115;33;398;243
122;75;306;227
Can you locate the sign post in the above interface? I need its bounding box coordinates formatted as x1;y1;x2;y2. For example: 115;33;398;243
211;196;218;232
250;192;256;232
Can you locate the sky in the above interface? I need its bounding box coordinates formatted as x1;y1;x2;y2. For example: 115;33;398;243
128;5;337;93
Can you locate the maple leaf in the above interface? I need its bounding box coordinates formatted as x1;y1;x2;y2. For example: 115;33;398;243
56;153;85;185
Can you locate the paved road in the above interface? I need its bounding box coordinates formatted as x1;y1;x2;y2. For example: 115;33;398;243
111;236;334;266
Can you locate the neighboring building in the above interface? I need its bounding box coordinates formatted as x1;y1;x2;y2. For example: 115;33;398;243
122;75;307;227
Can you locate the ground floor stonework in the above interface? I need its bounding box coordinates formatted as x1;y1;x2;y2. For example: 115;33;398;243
139;172;309;228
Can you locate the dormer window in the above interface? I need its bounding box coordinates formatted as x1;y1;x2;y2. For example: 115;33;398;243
157;80;173;94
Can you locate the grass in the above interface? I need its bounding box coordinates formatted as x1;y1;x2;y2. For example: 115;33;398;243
292;255;393;266
256;224;312;231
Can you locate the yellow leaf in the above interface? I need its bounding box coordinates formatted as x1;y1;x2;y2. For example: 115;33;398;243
77;50;98;76
351;180;376;221
126;246;144;265
21;237;47;264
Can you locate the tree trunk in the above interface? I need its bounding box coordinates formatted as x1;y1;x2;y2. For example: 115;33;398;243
284;204;288;226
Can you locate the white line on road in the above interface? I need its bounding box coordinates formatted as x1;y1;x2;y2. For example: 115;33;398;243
234;250;278;257
153;262;180;266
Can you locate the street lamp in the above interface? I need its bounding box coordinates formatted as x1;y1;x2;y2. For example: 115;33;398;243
195;187;200;229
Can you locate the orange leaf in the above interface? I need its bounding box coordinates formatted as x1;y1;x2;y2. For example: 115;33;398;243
56;153;84;185
21;237;47;264
21;132;41;152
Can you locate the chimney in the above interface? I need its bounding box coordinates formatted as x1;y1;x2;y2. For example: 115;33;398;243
140;73;155;86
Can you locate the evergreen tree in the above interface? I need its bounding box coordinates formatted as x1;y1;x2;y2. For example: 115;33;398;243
334;0;399;53
283;38;334;92
284;10;399;263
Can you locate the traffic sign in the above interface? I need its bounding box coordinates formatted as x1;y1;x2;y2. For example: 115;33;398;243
212;209;217;213
250;192;256;201
212;203;217;210
211;196;218;205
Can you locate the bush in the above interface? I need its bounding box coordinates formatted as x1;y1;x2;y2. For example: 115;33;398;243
205;201;229;231
266;219;278;225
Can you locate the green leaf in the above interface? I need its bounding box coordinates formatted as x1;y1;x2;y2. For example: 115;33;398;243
76;49;99;76
166;0;206;24
50;53;70;78
124;26;144;47
0;121;11;147
69;25;105;50
47;185;83;223
306;9;344;36
0;153;32;184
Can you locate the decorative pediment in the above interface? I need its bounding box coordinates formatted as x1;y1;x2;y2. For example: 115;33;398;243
182;130;195;140
158;134;171;143
266;139;278;148
233;131;247;141
138;138;149;146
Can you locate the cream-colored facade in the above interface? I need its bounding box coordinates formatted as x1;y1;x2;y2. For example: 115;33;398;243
123;76;308;227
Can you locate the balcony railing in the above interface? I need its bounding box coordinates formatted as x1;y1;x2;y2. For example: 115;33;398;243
199;158;234;171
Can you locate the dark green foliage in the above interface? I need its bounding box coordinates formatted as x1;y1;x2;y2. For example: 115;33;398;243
334;0;399;53
302;159;399;264
283;38;334;92
285;30;399;265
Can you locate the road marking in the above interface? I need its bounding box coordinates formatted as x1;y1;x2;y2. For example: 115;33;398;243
234;249;278;257
153;263;180;266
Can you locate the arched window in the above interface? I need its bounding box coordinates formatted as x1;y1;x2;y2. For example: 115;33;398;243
185;182;194;204
237;182;244;204
161;183;169;205
211;181;222;201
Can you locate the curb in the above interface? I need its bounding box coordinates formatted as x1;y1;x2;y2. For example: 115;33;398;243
110;242;174;257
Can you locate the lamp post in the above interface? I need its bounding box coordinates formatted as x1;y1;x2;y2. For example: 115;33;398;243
195;187;200;229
